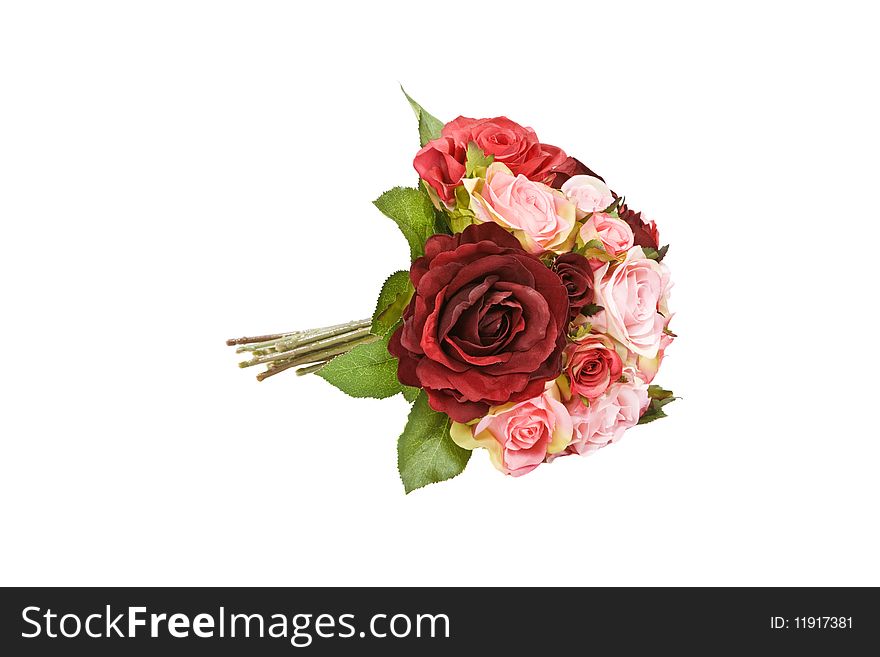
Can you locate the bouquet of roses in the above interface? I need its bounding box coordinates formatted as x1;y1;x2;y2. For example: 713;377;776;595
227;90;676;493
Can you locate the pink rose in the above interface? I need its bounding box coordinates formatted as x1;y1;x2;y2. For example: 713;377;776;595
560;175;614;216
621;313;675;383
566;369;649;456
593;246;671;358
579;213;635;255
413;136;467;204
450;383;572;477
442;116;567;182
465;162;577;254
578;310;675;384
565;334;623;400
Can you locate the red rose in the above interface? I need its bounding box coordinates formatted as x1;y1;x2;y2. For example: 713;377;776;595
388;223;570;422
565;336;623;400
619;203;660;250
442;116;567;182
414;116;572;203
554;252;594;320
412;136;467;204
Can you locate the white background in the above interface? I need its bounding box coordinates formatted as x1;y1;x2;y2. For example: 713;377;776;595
2;1;878;586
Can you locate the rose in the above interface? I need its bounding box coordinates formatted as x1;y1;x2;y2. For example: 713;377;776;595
560;175;614;216
414;116;570;205
564;334;623;400
565;369;649;456
579;213;634;255
629;315;675;382
580;310;674;384
388;222;570;423
450;382;572;476
615;313;675;384
619;203;659;250
465;162;577;254
442;116;567;182
554;252;594;320
413;136;467;205
593;246;671;358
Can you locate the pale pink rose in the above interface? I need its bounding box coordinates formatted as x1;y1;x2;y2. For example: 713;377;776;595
579;213;635;255
565;369;649;456
593;246;671;359
465;162;577;254
560;174;614;217
450;382;572;477
620;313;675;383
583;309;675;384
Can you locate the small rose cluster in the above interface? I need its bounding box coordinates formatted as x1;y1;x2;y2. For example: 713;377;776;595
392;115;674;477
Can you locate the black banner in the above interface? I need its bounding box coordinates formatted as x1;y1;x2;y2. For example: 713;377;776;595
1;587;875;655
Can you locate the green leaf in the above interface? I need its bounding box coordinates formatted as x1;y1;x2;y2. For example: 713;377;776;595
584;248;617;262
638;385;678;424
397;392;471;493
637;405;668;424
401;86;444;147
643;244;669;262
316;334;402;399
603;196;622;213
402;386;420;403
465;141;493;177
569;323;593;340
374;186;445;260
581;304;604;317
647;385;674;401
574;239;616;261
371;271;414;337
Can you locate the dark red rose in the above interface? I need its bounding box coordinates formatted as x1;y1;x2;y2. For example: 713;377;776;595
412;136;467;204
554;253;594;320
441;116;568;183
388;223;570;423
619;203;660;250
547;156;605;189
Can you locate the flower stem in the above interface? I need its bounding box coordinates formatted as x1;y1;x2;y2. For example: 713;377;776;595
227;318;377;381
256;335;378;382
226;331;295;347
239;327;372;368
228;319;371;352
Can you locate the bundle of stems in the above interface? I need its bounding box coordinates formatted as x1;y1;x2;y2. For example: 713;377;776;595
226;318;376;381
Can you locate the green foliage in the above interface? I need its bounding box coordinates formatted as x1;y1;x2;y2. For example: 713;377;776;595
401;86;444;147
574;238;616;262
397;392;471;493
373;187;446;260
569;323;593;340
643;244;670;262
316;334;403;399
444;185;477;234
638;385;678;424
371;271;414;337
603;196;622;213
465;141;493;177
